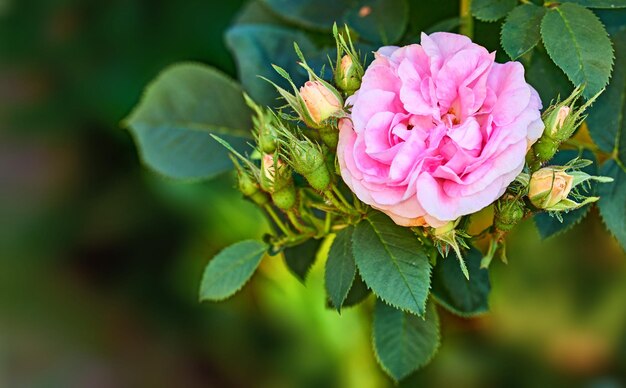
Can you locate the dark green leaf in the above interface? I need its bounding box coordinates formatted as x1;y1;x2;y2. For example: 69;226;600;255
225;24;317;107
373;299;440;381
124;63;252;181
431;246;490;317
353;212;431;316
587;29;626;164
564;0;626;9
541;3;614;99
199;240;267;301
260;0;409;44
471;0;517;22
598;160;626;250
232;0;285;26
260;0;352;31
534;150;598;239
342;273;371;307
325;226;357;310
526;47;574;103
283;238;322;282
344;0;409;44
501;4;546;59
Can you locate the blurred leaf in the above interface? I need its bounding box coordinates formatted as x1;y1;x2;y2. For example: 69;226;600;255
431;246;490;317
501;4;546;59
373;299;440;381
199;240;267;301
325;226;357;311
598;160;626;250
284;238;322;282
404;0;460;42
260;0;352;30
125;63;252;181
260;0;408;44
424;17;461;34
471;0;517;22
541;3;614;99
526;47;573;103
587;29;626;164
353;212;431;316
225;24;318;107
233;0;284;25
344;0;409;44
596;8;626;34
564;0;626;8
534;149;598;239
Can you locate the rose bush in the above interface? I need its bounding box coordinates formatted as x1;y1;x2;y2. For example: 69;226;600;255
338;32;544;227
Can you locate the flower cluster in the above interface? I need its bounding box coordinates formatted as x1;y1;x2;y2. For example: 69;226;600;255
217;25;610;277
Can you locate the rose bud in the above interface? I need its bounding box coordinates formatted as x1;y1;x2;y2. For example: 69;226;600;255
261;153;297;210
548;106;570;137
244;93;278;154
534;86;600;163
290;140;331;192
335;54;363;95
299;80;343;126
528;168;574;209
230;156;269;207
494;196;525;232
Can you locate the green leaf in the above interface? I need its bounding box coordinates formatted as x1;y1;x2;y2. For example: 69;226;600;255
471;0;517;22
342;273;371;307
373;299;440;381
541;3;614;99
124;63;252;181
564;0;626;9
598;160;626;250
325;226;357;310
431;246;490;317
199;240;267;301
344;0;409;45
534;150;598;239
526;47;574;104
501;4;546;59
352;212;431;316
260;0;352;31
587;29;626;165
283;238;322;282
260;0;409;44
225;24;317;107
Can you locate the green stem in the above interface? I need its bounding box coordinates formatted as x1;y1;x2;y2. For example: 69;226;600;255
287;210;314;233
460;0;473;39
264;205;293;237
332;186;352;209
323;190;356;215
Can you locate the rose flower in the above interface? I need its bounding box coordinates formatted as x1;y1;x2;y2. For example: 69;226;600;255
337;32;544;227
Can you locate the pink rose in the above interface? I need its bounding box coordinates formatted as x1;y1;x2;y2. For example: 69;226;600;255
337;32;544;227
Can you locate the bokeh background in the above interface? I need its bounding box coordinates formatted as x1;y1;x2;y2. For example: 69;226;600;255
2;1;626;387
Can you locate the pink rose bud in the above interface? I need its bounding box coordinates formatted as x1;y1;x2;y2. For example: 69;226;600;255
261;153;283;189
335;55;363;94
528;168;574;209
549;106;571;136
299;80;342;125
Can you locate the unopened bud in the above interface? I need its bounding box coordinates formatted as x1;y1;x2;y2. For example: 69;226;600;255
548;106;570;137
299;81;343;127
259;124;278;154
529;168;574;209
291;141;331;191
494;197;524;232
260;154;296;210
335;55;363;95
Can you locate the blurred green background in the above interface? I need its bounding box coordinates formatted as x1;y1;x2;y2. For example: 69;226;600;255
2;1;626;387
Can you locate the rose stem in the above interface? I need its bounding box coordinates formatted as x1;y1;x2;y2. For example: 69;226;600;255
460;0;474;39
